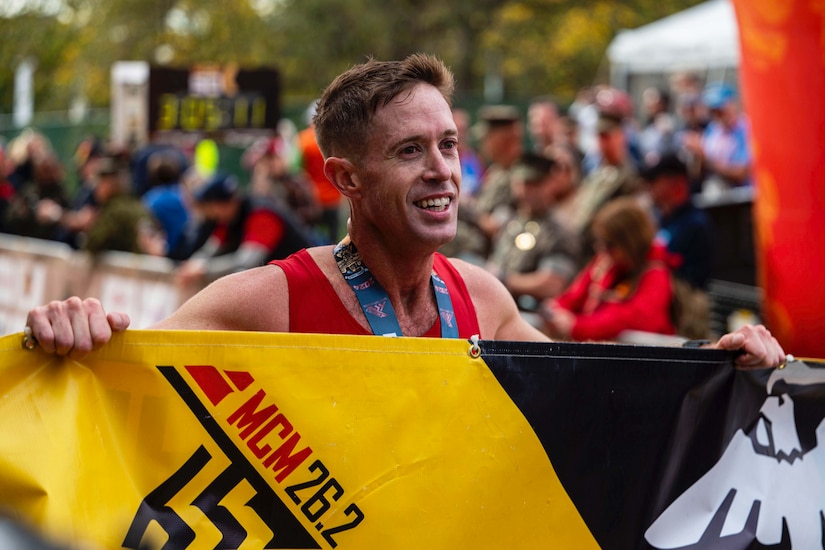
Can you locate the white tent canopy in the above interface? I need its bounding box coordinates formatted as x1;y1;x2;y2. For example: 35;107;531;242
607;0;739;85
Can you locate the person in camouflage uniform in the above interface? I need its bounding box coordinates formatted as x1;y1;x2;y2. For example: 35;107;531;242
83;157;162;255
486;152;580;312
440;105;523;264
569;88;643;263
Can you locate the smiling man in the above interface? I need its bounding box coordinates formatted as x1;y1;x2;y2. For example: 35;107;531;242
26;54;785;369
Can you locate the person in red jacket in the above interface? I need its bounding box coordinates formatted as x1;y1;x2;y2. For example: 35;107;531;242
542;197;675;342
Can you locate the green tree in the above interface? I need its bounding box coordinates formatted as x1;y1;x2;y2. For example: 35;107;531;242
0;0;706;116
0;11;79;113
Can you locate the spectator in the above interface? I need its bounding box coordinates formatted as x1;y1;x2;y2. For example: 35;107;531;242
247;135;321;231
69;136;106;208
527;96;560;155
54;137;113;248
298;101;342;242
542;197;675;342
0;142;15;233
472;105;524;240
637;87;676;165
673;92;710;193
82;156;162;255
545;144;582;234
641;151;715;339
175;172;315;288
669;70;704;103
555;115;586;170
440;105;523;264
568;88;644;262
568;86;600;173
4;149;70;241
683;82;752;192
485;152;580;311
6;130;54;192
475;105;524;239
130;142;189;197
141;148;192;259
642;151;715;290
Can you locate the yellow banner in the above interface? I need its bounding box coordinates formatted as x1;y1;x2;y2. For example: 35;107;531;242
0;331;596;549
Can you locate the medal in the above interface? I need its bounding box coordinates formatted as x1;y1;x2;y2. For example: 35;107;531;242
333;236;459;338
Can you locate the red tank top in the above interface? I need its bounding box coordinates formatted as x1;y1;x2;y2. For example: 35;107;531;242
270;250;481;338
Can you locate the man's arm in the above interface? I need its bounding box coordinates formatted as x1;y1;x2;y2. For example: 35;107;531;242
25;265;290;358
153;265;289;332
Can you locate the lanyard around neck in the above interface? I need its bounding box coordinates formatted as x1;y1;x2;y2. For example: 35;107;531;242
333;237;459;338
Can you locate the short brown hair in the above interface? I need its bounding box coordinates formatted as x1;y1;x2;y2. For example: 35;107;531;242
313;53;455;160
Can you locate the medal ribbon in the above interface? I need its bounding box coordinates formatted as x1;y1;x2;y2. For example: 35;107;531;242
333;237;459;338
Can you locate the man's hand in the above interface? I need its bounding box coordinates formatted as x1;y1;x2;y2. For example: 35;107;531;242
715;324;785;369
25;297;130;358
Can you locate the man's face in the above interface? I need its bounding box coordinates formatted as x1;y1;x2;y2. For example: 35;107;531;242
353;83;461;251
512;174;555;217
528;103;557;145
598;127;627;165
481;123;522;166
93;173;118;202
199;200;237;225
647;176;670;208
710;102;738;129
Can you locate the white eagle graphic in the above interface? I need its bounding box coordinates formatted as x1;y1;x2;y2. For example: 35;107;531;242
645;359;825;548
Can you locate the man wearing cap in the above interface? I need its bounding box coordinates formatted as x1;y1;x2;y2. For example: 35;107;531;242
175;172;315;288
642;151;716;339
440;104;524;264
568;88;643;261
527;96;560;156
486;152;580;313
472;105;524;238
683;82;752;190
81;157;160;255
642;152;715;291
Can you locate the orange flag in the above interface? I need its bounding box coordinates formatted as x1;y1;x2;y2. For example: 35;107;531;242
733;0;825;357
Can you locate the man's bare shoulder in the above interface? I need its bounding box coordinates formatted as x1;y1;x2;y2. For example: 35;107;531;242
152;265;290;332
447;257;503;293
446;257;517;332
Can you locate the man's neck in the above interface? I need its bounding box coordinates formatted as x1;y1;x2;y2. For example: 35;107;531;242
346;232;438;335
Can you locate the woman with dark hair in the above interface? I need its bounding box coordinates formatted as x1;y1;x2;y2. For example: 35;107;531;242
542;196;675;341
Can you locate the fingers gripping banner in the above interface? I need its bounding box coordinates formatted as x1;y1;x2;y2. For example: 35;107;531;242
0;332;822;549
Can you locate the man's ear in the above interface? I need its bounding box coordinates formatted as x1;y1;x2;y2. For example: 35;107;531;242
324;157;361;198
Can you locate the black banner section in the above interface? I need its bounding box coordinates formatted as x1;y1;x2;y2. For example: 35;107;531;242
481;341;825;550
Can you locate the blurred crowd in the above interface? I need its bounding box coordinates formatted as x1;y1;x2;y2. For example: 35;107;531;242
0;101;339;291
444;73;750;342
0;74;750;341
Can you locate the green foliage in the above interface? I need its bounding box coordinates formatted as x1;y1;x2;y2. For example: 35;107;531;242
0;0;705;116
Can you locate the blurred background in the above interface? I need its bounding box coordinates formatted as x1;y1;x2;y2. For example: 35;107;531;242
0;0;714;180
